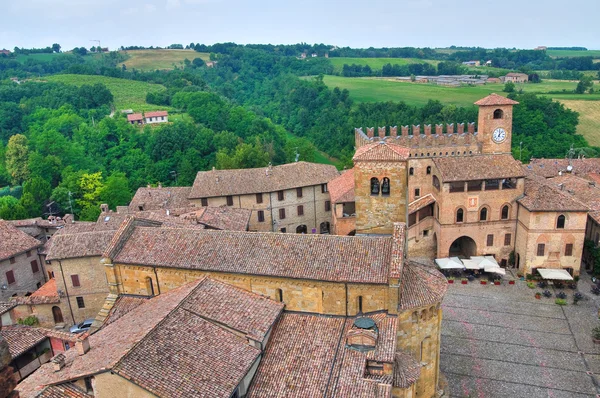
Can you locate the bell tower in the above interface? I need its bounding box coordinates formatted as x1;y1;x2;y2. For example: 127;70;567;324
475;93;519;155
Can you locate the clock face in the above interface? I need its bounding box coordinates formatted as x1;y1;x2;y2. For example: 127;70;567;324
492;127;507;143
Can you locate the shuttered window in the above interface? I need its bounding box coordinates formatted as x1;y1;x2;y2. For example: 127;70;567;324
226;196;234;206
257;210;265;222
30;260;39;273
297;205;304;216
256;193;263;204
76;297;85;308
537;244;545;256
6;271;15;285
325;201;331;212
279;208;286;219
504;234;511;246
200;198;208;207
296;188;303;198
277;191;284;201
486;234;494;247
71;274;81;287
565;244;573;256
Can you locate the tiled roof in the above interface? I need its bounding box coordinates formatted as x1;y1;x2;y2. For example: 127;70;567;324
328;169;355;204
189;162;339;198
518;176;589;212
40;329;79;343
546;174;600;222
0;221;42;262
0;301;16;315
399;261;447;311
96;210;203;230
408;194;436;214
12;278;60;305
46;230;116;260
0;325;47;358
525;158;600;178
128;187;193;211
188;206;252;231
433;154;524;182
353;142;410;162
247;312;399;397
101;295;149;328
393;351;421;388
473;93;519;106
7;217;66;229
110;227;393;284
17;277;283;398
145;111;168;118
35;384;92;398
126;113;143;121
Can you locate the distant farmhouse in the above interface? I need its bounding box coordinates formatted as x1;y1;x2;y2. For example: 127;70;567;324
501;72;528;83
0;49;11;56
127;111;168;126
462;60;480;67
534;46;548;51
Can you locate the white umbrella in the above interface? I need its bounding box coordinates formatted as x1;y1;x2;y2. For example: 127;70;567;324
486;267;506;275
435;257;464;270
462;259;484;270
537;268;573;281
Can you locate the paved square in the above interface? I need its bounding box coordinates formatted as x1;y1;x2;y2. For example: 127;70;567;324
441;277;600;397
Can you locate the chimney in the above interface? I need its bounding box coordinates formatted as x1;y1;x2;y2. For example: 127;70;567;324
76;335;90;356
51;353;66;371
558;183;564;191
589;181;596;187
216;176;220;183
390;223;406;280
100;204;108;213
147;184;151;188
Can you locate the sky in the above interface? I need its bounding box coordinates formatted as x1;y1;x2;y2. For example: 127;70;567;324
1;0;599;51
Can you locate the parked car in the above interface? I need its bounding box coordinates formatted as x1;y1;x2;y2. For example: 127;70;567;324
69;318;94;334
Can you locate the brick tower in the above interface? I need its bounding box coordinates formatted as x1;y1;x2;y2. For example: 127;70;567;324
353;141;410;235
475;93;519;155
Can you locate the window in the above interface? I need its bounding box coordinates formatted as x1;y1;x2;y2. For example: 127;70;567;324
501;205;510;220
256;193;263;204
71;274;80;287
277;190;284;201
432;175;440;190
426;166;431;175
423;230;429;237
557;215;565;229
26;250;31;257
480;207;488;221
257;210;265;222
200;198;208;207
6;271;15;285
325;201;331;212
456;208;464;223
415;188;420;198
226;196;234;206
76;297;85;309
409;167;414;176
9;257;15;264
537;243;545;256
280;228;287;233
485;179;499;190
565;243;573;256
493;109;503;119
138;205;144;211
358;296;363;313
487;234;494;247
370;177;380;195
279;208;286;219
381;177;390;196
30;260;39;273
449;181;465;193
504;233;511;246
321;184;328;193
297;205;304;216
502;178;517;189
467;180;482;192
276;288;283;302
296;187;303;198
84;377;93;392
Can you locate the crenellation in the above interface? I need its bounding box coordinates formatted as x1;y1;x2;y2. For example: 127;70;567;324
378;126;386;138
367;127;375;138
468;122;475;134
447;123;454;135
457;122;464;135
424;124;432;136
390;126;398;137
435;124;443;135
412;124;420;135
402;125;409;137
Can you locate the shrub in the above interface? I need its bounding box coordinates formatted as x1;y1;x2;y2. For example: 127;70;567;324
593;326;600;339
555;298;567;306
17;316;39;326
527;282;535;289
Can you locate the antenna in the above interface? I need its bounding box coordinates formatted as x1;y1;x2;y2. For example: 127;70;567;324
68;191;74;217
90;39;101;52
294;147;300;162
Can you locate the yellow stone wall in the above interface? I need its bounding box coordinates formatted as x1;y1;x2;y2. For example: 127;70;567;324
93;371;157;398
477;103;514;154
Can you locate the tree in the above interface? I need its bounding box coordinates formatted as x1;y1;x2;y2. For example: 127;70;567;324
20;176;52;217
52;43;61;53
5;134;30;184
503;81;515;93
0;196;27;220
192;58;205;68
575;76;593;94
99;172;132;210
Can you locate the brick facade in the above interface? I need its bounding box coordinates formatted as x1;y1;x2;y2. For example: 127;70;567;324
0;251;45;301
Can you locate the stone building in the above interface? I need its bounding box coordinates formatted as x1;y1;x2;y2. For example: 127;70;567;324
188;162;339;233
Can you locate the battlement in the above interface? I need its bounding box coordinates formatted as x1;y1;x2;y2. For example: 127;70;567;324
355;123;482;158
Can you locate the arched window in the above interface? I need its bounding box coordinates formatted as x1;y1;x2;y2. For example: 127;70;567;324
501;205;510;220
52;306;64;324
381;177;390;196
432;175;440;190
426;166;431;175
493;109;503;119
456;208;464;223
409;167;414;176
557;214;566;229
480;207;488;221
370;177;380;195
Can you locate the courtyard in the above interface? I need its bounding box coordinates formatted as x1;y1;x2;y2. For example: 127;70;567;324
441;274;600;397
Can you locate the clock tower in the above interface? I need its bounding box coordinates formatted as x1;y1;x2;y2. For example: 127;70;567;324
474;93;519;155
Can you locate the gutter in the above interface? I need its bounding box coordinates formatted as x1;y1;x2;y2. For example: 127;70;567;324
57;260;76;325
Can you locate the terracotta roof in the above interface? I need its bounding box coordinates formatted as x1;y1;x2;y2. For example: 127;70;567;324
408;194;436;214
518;176;589;212
35;384;91;398
101;295;149;328
0;221;42;262
144;111;168;118
586;173;600;185
525;158;600;178
126;113;143;122
399;261;447;311
247;312;399;397
12;278;60;305
128;187;193;211
46;230;116;260
433;154;525;182
0;325;47;358
0;301;16;315
473;93;519;106
187;206;252;231
505;73;528;78
7;217;65;229
189;162;339;198
96;210;203;230
110;227;393;284
328;169;355;204
40;329;79;343
546;174;600;222
17;277;283;398
393;351;421;388
353;142;410;162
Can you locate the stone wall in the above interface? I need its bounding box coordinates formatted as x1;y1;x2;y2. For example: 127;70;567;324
94;372;156;398
0;251;45;300
477;103;514;155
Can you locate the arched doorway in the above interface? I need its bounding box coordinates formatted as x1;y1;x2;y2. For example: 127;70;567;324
320;222;330;234
296;225;307;234
347;230;356;236
449;236;477;258
52;306;64;324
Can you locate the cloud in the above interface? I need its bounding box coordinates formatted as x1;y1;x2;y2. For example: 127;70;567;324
166;0;181;9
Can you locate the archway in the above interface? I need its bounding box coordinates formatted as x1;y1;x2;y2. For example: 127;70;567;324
449;236;477;258
52;306;64;324
296;225;307;234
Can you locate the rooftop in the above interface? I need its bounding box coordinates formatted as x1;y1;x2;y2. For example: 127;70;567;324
433;154;525;182
0;301;16;315
0;221;42;262
353;142;410;162
126;113;143;122
525;158;600;178
100;295;149;328
408;194;436;215
128;186;193;211
35;384;91;398
108;226;394;284
473;93;519;106
188;206;252;231
0;325;47;358
145;111;168;118
11;278;60;305
45;230;117;261
518;176;589;212
328;168;355;204
189;162;339;198
399;261;448;311
546;174;600;222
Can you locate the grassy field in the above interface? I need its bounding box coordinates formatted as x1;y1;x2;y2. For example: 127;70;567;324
328;57;439;73
559;100;600;146
15;53;59;63
118;49;210;71
547;49;600;58
45;74;169;111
